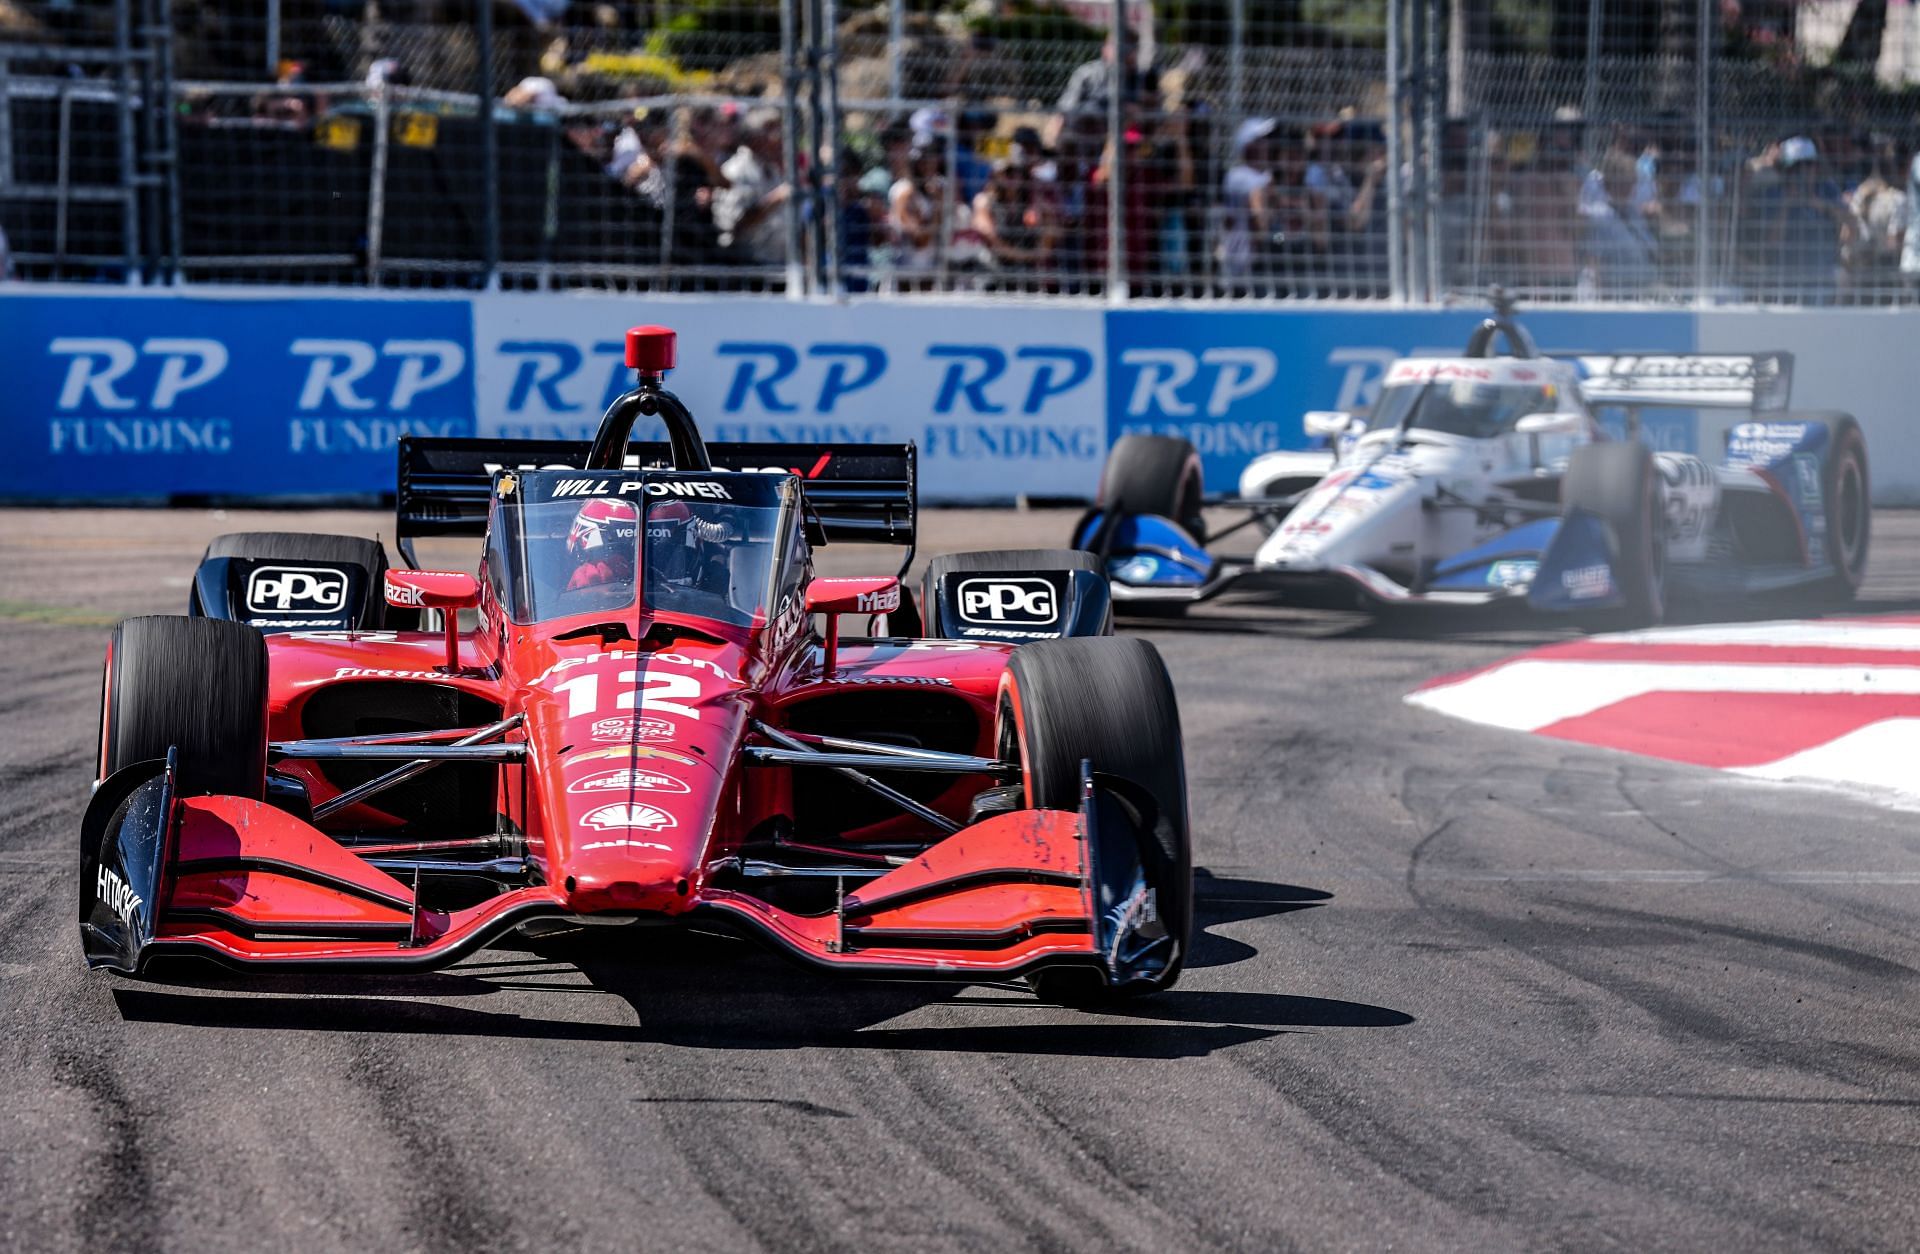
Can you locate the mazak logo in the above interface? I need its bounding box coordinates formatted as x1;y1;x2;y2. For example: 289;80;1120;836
569;768;690;796
856;586;900;614
591;716;674;742
96;865;143;926
247;566;348;614
957;577;1057;625
582;802;676;831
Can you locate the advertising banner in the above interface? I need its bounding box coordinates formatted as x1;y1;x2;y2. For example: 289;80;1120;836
1104;307;1697;491
469;295;1107;502
5;290;1912;506
1;292;475;499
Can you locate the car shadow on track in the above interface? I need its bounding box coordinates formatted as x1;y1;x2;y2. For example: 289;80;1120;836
108;870;1410;1059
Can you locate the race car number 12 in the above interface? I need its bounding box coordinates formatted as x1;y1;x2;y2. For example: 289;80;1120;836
553;670;702;721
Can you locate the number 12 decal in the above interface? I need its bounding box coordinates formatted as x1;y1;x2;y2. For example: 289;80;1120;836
554;669;703;721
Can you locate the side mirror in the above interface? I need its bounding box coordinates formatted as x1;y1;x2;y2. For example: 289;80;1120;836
805;577;900;675
1304;410;1355;438
385;569;481;610
1515;411;1581;436
385;570;480;673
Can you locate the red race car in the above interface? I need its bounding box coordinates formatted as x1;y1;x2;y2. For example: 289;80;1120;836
82;326;1191;1004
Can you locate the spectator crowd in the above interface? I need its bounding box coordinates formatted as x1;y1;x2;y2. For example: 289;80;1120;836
541;36;1920;302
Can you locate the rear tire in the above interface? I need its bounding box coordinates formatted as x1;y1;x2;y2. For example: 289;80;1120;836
1563;441;1664;629
1100;435;1205;540
998;637;1192;1004
196;531;397;628
101;616;268;799
1819;417;1870;599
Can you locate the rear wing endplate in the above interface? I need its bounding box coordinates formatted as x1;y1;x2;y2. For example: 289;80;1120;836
396;437;916;562
1566;352;1794;412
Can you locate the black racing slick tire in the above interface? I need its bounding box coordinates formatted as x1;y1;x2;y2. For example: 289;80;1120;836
196;531;397;628
1099;434;1206;540
1563;441;1665;629
100;616;268;800
999;637;1193;1005
1818;416;1870;600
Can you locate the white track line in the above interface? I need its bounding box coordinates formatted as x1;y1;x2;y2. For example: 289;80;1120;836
1732;719;1920;795
1408;659;1920;731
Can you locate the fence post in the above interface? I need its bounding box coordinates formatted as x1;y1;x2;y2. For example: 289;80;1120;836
475;0;499;289
1227;0;1244;126
822;0;842;295
888;0;903;102
1385;0;1405;302
781;0;807;296
1582;0;1602;131
1693;0;1712;306
1422;0;1442;301
367;84;390;286
1106;0;1128;302
113;0;139;281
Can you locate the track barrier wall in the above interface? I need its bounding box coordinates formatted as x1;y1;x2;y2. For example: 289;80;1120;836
4;288;1916;504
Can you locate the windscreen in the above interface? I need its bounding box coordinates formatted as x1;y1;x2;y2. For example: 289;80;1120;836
490;492;788;626
1366;381;1559;440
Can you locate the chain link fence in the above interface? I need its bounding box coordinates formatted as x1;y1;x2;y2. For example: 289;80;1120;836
4;0;1917;304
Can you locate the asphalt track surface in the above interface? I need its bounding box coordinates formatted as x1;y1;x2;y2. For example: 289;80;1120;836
7;506;1920;1252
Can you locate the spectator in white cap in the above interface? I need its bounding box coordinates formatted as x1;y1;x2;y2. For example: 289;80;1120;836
1218;118;1276;281
503;76;565;112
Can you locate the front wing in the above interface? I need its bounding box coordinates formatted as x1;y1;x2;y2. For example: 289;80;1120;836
81;756;1167;988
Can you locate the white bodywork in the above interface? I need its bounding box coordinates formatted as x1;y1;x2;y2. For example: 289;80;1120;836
1233;355;1721;598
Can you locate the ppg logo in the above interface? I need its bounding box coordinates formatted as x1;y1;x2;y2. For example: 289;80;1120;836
246;566;349;614
957;578;1057;625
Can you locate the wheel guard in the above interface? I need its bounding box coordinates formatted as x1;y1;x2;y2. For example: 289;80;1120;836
1529;508;1628;613
81;757;1171;987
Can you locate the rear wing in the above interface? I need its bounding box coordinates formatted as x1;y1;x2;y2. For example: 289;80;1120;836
395;437;916;564
1565;352;1794;412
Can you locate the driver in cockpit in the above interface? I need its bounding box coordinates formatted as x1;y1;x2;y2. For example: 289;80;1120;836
565;498;639;594
646;500;737;606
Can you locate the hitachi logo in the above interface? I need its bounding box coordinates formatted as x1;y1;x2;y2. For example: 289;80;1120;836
96;865;143;926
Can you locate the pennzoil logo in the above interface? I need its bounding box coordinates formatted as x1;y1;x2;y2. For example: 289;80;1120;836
567;745;699;768
568;768;690;796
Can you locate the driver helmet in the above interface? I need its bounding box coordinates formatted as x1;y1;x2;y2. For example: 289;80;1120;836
647;500;735;596
566;498;638;590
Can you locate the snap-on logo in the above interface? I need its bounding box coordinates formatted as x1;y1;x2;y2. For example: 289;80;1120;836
246;566;349;614
957;577;1057;625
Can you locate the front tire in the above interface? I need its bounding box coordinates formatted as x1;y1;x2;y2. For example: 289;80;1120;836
1100;434;1205;540
100;616;268;799
998;637;1192;1004
1819;417;1870;599
1563;441;1664;629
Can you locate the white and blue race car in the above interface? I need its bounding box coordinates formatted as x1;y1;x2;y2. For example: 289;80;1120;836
1075;313;1870;625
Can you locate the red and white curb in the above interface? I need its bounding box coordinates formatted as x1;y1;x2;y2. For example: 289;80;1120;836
1407;617;1920;805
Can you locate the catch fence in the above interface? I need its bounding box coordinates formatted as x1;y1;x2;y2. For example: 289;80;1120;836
5;0;1918;304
